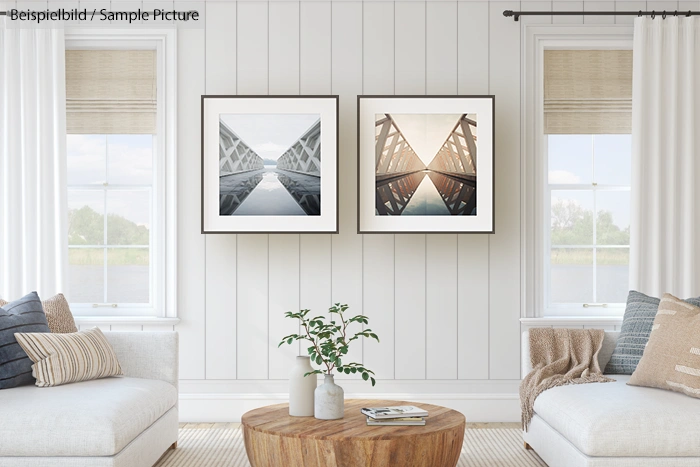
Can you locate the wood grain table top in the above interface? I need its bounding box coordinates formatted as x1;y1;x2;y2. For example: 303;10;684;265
241;399;466;441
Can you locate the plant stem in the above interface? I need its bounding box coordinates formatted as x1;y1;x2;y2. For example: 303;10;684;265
328;308;348;374
340;308;348;345
302;321;331;374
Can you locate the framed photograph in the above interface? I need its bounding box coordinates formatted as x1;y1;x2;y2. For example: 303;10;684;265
357;96;495;233
202;95;339;233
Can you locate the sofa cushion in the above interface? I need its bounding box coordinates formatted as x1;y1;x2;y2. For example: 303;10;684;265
605;291;700;375
0;376;177;457
0;292;51;389
0;294;78;333
16;327;123;387
533;375;700;457
40;293;78;333
628;294;700;399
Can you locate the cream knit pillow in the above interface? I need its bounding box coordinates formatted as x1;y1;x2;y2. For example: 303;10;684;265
41;294;78;333
15;327;123;387
628;293;700;398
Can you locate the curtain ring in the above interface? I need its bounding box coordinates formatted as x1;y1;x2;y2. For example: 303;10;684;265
651;11;656;19
662;11;667;19
638;10;643;17
687;10;692;17
674;10;678;17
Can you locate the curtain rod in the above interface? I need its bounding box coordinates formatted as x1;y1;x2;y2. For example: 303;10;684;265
504;10;700;21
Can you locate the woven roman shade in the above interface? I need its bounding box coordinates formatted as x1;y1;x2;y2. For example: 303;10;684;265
66;50;156;134
544;50;632;134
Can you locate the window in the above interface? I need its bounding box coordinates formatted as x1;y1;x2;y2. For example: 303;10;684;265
546;134;631;312
522;28;634;319
67;134;154;309
540;46;633;316
65;31;176;318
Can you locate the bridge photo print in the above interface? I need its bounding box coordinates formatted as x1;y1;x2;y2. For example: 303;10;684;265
375;113;478;217
218;113;322;217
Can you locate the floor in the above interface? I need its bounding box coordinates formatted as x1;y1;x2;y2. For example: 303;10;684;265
156;422;545;467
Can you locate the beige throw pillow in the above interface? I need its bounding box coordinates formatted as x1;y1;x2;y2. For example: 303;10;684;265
41;294;78;333
14;327;123;387
628;293;700;398
0;294;77;333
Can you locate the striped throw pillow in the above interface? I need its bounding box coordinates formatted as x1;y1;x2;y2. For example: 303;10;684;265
15;327;123;387
0;292;51;389
629;294;700;398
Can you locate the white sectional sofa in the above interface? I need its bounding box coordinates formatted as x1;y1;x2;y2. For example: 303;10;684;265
0;332;179;467
522;330;700;466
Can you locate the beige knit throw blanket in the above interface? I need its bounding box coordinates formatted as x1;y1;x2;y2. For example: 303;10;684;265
520;328;615;431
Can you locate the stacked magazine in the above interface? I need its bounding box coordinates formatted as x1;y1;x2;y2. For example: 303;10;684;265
361;405;428;426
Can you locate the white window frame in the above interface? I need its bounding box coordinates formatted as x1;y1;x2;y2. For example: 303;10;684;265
521;25;633;319
65;29;177;321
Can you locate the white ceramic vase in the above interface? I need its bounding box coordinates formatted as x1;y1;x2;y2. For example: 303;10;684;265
314;374;344;420
289;356;316;417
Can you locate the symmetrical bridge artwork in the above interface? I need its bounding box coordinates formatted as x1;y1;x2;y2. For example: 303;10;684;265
375;113;477;216
218;114;321;216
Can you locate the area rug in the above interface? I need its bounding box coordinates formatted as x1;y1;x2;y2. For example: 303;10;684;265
155;425;546;466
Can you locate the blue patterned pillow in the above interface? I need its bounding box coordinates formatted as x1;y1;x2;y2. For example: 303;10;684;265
0;292;50;389
605;291;700;374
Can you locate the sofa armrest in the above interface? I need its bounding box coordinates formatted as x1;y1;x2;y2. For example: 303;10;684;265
103;332;179;390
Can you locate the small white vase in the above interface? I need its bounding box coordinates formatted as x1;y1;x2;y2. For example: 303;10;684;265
289;356;316;417
314;374;344;420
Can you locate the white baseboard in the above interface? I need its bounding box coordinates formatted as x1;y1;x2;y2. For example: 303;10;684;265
178;392;521;423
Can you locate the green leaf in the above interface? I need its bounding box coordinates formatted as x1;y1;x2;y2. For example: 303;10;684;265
362;372;369;381
335;358;342;367
370;377;376;386
287;337;293;345
316;355;323;365
351;368;357;374
344;367;351;374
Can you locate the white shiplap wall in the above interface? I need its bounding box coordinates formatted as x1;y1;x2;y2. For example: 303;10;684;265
182;0;524;422
82;0;695;422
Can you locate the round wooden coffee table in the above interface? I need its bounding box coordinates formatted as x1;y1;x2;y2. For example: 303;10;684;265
241;399;465;467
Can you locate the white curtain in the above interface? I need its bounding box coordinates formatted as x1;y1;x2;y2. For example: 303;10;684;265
630;17;700;297
0;25;68;300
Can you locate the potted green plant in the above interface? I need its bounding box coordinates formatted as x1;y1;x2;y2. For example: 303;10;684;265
279;303;379;420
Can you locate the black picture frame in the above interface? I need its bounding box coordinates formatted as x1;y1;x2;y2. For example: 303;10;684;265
201;95;340;234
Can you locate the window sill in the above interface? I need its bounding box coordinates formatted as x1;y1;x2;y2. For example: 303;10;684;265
520;316;622;327
74;316;180;327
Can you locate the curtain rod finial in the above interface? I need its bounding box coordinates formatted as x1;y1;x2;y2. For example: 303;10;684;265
502;10;520;21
